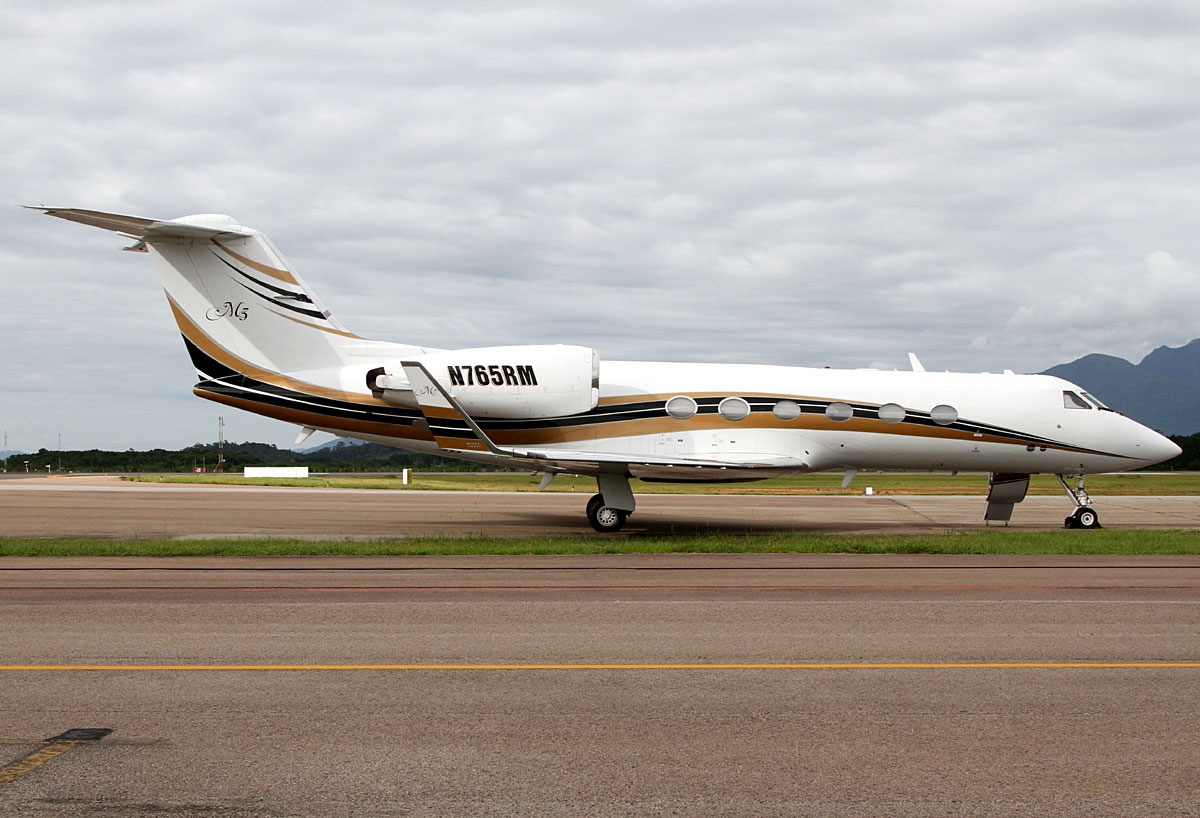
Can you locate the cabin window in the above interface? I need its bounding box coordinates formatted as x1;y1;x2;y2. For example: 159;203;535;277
718;397;751;421
773;400;801;421
665;396;698;420
1063;390;1091;410
930;404;958;426
826;402;853;422
877;403;906;424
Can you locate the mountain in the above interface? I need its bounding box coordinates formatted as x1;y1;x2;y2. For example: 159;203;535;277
1041;339;1200;435
296;438;366;454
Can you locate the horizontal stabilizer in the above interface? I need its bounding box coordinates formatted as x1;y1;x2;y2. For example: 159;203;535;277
27;207;252;243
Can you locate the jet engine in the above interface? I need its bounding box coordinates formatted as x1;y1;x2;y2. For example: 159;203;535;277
367;344;599;419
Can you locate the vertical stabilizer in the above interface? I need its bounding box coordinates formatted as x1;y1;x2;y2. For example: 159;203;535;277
146;217;359;375
32;209;363;378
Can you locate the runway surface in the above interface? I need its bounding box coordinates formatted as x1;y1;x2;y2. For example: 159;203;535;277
1;474;1199;537
3;555;1200;816
3;478;1199;815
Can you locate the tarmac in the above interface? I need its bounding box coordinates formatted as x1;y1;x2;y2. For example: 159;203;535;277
2;477;1199;816
1;474;1199;537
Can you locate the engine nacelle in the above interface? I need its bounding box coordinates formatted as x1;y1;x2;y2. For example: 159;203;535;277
368;344;599;419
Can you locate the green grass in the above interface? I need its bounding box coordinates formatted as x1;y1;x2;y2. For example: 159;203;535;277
125;471;1199;496
3;529;1199;557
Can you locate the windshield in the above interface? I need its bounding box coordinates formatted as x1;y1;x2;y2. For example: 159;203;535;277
1062;390;1091;410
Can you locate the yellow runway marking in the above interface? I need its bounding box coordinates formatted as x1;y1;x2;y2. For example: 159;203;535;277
0;730;112;790
2;662;1199;671
0;742;83;788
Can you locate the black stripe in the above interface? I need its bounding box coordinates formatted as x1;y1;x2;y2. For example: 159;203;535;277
212;251;314;303
181;337;1112;456
210;251;329;320
232;279;330;320
184;339;420;426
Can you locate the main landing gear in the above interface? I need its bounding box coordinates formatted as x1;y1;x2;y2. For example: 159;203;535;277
586;494;628;533
586;471;636;533
1058;474;1101;529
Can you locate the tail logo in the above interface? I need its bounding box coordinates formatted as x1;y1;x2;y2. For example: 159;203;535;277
206;301;250;322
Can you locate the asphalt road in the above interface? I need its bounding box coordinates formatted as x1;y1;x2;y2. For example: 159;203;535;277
2;555;1199;816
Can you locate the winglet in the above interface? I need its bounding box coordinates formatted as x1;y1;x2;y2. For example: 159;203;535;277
400;360;518;457
908;352;926;373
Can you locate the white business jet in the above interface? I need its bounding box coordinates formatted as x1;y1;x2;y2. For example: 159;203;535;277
32;208;1181;531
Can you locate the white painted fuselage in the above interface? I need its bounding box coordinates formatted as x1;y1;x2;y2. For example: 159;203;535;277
32;207;1182;529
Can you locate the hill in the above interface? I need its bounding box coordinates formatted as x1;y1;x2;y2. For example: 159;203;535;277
1041;339;1200;435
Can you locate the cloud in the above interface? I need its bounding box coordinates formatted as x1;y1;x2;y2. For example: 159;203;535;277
2;1;1200;448
1006;250;1200;363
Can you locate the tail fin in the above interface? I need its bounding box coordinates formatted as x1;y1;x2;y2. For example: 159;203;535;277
32;208;360;376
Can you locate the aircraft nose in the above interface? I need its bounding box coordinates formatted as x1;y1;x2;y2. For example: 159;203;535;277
1137;426;1181;466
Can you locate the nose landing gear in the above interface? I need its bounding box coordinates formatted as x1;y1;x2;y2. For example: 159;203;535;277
1058;474;1101;529
1066;506;1101;529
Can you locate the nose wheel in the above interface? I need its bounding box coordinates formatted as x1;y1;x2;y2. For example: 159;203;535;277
1065;507;1101;529
1058;474;1101;529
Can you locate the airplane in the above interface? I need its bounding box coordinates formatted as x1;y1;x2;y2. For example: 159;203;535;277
31;207;1182;532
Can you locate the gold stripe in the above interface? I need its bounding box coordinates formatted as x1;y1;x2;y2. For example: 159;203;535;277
194;389;433;443
213;240;299;286
164;297;1089;456
276;308;362;339
486;413;1074;452
434;437;487;452
421;407;464;422
2;663;1197;671
211;240;361;338
168;298;388;407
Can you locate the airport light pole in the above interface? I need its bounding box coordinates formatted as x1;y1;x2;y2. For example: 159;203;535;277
215;416;225;472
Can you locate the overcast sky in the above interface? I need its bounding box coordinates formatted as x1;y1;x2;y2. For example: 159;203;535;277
3;1;1199;453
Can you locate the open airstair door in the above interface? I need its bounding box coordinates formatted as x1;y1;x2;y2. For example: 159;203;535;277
984;473;1030;525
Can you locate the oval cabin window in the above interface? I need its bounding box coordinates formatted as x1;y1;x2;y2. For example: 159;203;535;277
665;396;698;420
930;404;958;426
773;400;801;421
718;397;751;421
826;402;853;422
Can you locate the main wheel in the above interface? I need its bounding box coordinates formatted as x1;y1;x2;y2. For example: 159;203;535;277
586;493;628;533
1073;507;1101;529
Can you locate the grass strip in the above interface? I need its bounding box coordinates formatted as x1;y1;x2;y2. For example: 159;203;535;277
3;530;1199;557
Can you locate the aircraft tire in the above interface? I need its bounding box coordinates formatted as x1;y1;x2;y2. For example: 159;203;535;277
586;493;628;533
1073;507;1101;529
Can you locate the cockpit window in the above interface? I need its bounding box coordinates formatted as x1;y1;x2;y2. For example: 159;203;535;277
1063;390;1091;410
1081;391;1110;410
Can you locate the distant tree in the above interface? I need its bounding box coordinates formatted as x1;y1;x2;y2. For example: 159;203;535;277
1161;433;1200;471
15;440;480;473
